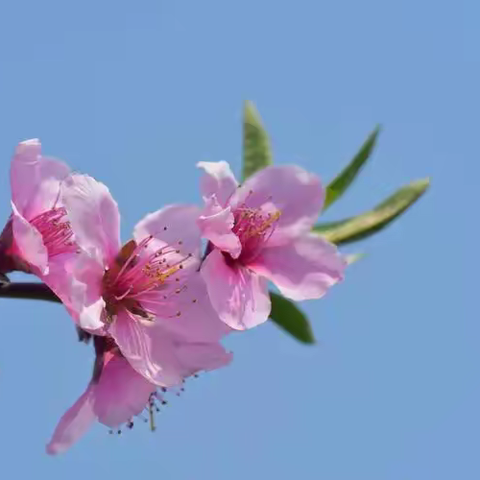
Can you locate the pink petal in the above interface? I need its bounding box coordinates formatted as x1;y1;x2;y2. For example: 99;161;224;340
11;202;48;274
152;273;232;342
61;174;120;265
69;254;106;331
197;161;238;207
42;253;79;312
109;311;171;386
10;139;41;216
229;165;324;245
249;234;346;301
94;355;154;427
10;139;70;219
197;196;241;258
46;387;96;455
175;342;233;375
200;249;271;330
111;309;231;387
134;204;202;268
78;297;106;333
146;324;232;382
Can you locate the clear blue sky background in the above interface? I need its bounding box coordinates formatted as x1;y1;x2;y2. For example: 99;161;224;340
0;1;477;478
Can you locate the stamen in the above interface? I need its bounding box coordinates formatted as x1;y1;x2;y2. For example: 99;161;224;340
111;237;151;285
148;397;156;432
29;207;77;257
231;203;281;263
114;286;133;301
101;235;196;326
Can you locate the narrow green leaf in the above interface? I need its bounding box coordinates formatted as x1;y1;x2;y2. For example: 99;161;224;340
313;178;430;245
323;126;381;211
345;252;365;265
269;292;315;344
242;100;272;180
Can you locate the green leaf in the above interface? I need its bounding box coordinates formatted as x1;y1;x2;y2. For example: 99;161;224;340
345;252;365;265
242;100;272;180
313;178;430;245
269;292;315;344
323;126;381;211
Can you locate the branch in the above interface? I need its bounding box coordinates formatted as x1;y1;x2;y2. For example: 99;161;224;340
0;282;61;303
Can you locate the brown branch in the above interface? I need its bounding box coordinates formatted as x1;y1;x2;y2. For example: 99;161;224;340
0;282;61;303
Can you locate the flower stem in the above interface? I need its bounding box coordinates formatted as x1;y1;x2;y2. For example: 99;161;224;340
0;282;61;303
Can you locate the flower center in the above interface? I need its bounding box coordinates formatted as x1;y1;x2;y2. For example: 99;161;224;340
101;236;193;324
29;207;76;257
231;205;281;263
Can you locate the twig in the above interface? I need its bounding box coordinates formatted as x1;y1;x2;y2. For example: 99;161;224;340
0;282;61;303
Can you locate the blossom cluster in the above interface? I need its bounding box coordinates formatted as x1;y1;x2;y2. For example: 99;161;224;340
0;140;345;453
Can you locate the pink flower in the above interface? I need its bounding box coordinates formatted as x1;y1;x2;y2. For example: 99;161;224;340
47;334;229;455
0;139;79;306
46;338;154;455
61;174;231;386
197;161;346;330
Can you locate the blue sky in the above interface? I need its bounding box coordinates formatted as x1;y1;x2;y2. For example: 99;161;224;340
0;1;478;478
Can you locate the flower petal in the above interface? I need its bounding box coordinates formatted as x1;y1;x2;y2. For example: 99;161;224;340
152;272;232;342
197;161;238;206
134;204;202;268
69;254;106;331
197;196;241;258
78;297;106;333
175;342;233;375
94;354;154;428
11;202;48;274
229;165;324;245
10;139;70;219
200;249;271;330
61;174;120;265
249;234;346;301
42;253;79;312
46;387;96;455
109;311;172;386
147;323;232;381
